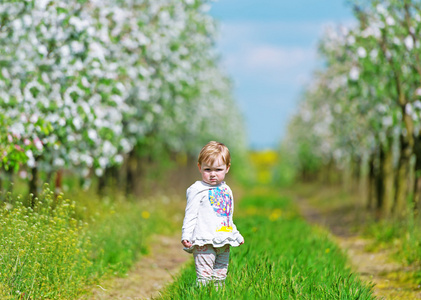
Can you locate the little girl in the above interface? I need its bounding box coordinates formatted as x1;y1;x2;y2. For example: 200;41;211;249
181;141;244;286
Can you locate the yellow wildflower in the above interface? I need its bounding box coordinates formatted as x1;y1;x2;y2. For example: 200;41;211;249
141;211;150;219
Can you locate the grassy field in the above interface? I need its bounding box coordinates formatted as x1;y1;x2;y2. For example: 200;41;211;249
160;187;374;299
0;176;389;299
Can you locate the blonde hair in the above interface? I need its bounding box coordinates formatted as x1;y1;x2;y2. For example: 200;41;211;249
198;141;231;167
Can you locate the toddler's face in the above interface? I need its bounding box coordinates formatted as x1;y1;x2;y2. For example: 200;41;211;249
198;158;230;186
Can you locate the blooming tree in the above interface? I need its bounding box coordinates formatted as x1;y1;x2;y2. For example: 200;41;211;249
0;0;246;193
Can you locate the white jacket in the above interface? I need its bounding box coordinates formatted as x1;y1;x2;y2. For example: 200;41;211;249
181;181;244;252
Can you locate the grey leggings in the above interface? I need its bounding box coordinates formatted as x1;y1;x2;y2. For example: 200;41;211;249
193;244;230;286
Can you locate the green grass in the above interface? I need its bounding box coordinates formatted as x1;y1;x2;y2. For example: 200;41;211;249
160;188;374;299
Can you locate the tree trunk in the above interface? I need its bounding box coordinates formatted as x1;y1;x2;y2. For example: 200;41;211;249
351;157;361;189
375;149;384;219
321;159;333;185
135;155;152;197
55;169;63;195
356;154;368;208
381;146;394;218
97;168;111;197
342;158;352;192
354;157;362;180
29;166;38;204
126;149;138;196
393;134;412;217
351;157;362;191
367;154;376;211
110;165;121;187
98;166;120;196
414;173;421;216
412;136;421;215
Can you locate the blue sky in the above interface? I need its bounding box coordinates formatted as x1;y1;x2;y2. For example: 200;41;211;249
208;0;355;150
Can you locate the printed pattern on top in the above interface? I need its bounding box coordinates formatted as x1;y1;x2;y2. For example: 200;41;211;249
208;187;233;232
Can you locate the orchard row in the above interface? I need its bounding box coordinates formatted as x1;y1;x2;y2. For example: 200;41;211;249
285;0;421;218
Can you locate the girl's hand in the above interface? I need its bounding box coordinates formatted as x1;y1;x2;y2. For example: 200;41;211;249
182;240;192;248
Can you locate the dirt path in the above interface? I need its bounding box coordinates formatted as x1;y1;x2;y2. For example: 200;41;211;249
81;234;191;300
297;197;421;299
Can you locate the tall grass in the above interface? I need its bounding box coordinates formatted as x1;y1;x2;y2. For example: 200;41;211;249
363;214;421;281
160;189;374;299
0;183;184;299
0;185;93;299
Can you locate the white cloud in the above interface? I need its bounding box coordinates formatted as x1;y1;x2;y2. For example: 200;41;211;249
221;43;316;86
217;19;355;45
215;20;336;85
244;45;314;70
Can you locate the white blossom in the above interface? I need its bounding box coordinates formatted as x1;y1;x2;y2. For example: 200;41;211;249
376;4;387;15
414;100;421;109
71;41;84;53
72;118;82;130
102;141;116;156
386;16;395;26
19;170;28;179
98;157;108;169
29;114;38;123
393;37;401;45
53;158;65;167
36;0;50;10
114;154;123;164
404;36;414;50
406;103;413;115
34;138;43;150
369;49;378;60
95;168;104;177
349;66;359;81
382;116;393;127
357;47;367;58
88;129;97;141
